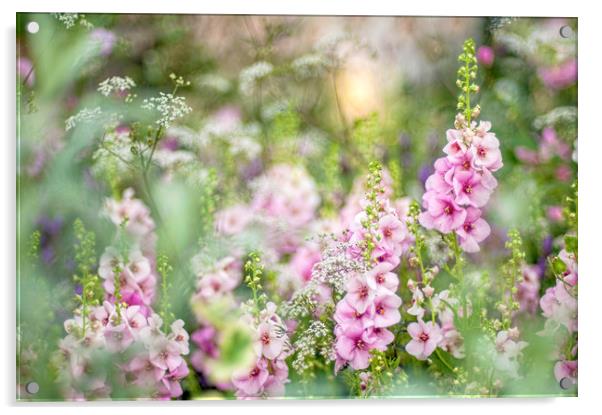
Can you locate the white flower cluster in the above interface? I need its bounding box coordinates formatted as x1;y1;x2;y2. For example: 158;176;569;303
65;107;102;131
310;238;367;295
292;53;328;79
52;13;93;29
197;73;231;93
97;76;136;97
239;61;273;96
142;93;192;128
291;320;333;376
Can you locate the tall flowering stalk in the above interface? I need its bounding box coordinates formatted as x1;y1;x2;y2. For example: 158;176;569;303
333;162;409;371
419;39;502;253
56;190;190;400
231;253;292;399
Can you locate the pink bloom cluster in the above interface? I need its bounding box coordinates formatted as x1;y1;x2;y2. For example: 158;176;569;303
232;303;291;398
493;328;528;379
215;164;320;258
60;303;189;400
540;249;578;333
190;255;242;388
515;265;542;314
100;188;158;315
333;186;410;371
419;117;502;253
514;127;572;166
405;282;464;360
540;248;578;386
538;59;577;90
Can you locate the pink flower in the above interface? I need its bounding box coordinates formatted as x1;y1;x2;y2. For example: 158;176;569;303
425;157;453;194
405;319;442;360
255;322;285;360
372;293;402;328
125;250;152;283
452;170;492;208
378;214;406;249
104;323;134;352
455;207;491;253
232;359;269;396
477;46;495;66
17;57;35;87
516;265;541;314
345;274;375;314
149;338;184;373
419;192;467;233
335;324;375;370
128;355;165;386
90;28;116;56
168;320;190;355
471;129;502;171
215;204;253;236
554;360;577;384
443;130;468;163
538;59;577;90
290;244;321;283
366;262;399;293
366;327;395;350
334;298;374;330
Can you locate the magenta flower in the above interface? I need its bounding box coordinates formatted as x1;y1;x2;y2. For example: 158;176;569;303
476;46;495;66
366;262;399;293
372;293;402;328
378;214;406;249
471;128;503;171
149;338;184;373
554;360;577;384
334;298;374;330
255;321;285;360
345;274;375;314
419;192;467;234
452;170;492;208
335;324;375;370
455;207;491;253
405;319;443;360
232;359;269;396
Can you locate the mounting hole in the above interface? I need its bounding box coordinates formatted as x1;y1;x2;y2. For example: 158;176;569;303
559;25;573;39
559;377;574;390
25;381;39;394
26;21;39;34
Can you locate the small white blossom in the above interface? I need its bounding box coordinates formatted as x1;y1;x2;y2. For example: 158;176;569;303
97;76;136;97
142;92;192;128
239;61;273;95
65;107;102;131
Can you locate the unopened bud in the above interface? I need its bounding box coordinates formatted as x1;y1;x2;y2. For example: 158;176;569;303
423;285;435;298
408;256;420;268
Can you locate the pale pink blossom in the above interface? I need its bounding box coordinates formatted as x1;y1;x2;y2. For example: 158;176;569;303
405;319;442;360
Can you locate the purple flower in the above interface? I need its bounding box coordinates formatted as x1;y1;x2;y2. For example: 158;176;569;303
476;46;495;67
90;28;116;56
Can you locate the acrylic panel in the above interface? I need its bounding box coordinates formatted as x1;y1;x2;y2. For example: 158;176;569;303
16;13;578;401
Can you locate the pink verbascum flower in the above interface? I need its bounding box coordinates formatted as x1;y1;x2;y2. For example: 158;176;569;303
455;207;491;253
372;293;402;328
335;324;376;370
419;192;467;233
345;274;375;314
420;116;502;252
405;319;443;360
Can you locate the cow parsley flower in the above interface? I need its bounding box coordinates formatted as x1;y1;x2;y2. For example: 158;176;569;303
142;93;192;128
97;76;136;97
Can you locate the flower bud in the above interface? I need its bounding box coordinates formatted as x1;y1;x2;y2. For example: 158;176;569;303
423;285;435;298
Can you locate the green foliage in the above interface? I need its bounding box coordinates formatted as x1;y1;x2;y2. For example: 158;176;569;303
158;253;175;326
72;219;103;335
